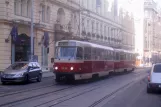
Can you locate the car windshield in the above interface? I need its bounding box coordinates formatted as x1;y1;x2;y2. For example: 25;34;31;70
153;65;161;73
7;63;28;70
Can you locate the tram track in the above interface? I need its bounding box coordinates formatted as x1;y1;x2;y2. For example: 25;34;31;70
0;85;75;107
0;70;147;107
0;84;55;97
36;71;147;107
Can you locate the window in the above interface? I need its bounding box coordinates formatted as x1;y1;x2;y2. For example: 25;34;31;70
116;52;120;60
14;0;21;15
56;47;76;59
46;6;50;22
153;64;161;73
92;21;94;32
14;0;31;17
92;48;97;60
100;49;105;60
82;18;85;30
84;47;91;60
87;20;89;32
41;5;45;22
104;26;106;37
76;47;83;60
96;22;99;32
27;0;31;18
21;0;27;17
100;24;102;35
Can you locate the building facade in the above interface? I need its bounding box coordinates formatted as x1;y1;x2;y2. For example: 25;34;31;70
144;0;161;64
0;0;135;71
79;0;135;50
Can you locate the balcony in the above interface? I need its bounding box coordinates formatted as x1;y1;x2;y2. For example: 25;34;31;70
54;23;73;34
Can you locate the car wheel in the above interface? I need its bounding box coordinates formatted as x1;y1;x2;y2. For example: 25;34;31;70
1;81;6;85
24;75;29;84
37;74;42;82
147;86;153;93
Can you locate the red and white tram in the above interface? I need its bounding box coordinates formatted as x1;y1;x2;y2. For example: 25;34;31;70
114;49;135;73
54;40;135;82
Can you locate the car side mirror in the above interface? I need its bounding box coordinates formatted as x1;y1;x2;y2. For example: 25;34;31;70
28;66;33;71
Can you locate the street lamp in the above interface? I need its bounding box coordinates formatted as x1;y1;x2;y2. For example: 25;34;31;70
30;0;34;57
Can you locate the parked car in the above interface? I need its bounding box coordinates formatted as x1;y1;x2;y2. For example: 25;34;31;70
1;62;42;85
147;63;161;93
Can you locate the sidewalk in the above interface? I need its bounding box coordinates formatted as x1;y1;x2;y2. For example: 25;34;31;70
42;71;55;78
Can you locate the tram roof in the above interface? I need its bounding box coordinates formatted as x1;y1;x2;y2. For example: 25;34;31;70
57;40;114;50
115;48;134;54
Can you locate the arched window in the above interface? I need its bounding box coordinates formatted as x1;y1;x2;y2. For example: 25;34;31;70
46;6;50;22
14;0;21;15
57;8;65;25
27;0;31;18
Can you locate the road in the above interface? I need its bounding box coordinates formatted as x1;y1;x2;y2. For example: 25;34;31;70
0;68;160;107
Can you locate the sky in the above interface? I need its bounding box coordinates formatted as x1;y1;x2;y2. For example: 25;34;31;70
117;0;144;54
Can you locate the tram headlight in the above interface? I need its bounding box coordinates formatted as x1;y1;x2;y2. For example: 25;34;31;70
70;67;74;71
55;67;58;70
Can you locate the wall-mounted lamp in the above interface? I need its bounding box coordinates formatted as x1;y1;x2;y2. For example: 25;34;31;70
5;0;9;5
5;37;9;43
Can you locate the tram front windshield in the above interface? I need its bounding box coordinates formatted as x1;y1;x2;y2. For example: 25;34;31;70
56;47;83;60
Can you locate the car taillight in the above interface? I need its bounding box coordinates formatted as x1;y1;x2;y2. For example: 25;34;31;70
148;75;150;82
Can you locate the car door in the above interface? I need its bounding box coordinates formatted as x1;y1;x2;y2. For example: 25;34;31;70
151;64;161;83
28;62;38;79
28;63;35;79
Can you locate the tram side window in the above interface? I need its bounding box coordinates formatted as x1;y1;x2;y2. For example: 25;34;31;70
84;47;91;60
105;50;108;60
76;47;83;59
111;51;114;60
120;54;124;60
100;49;105;60
96;48;100;60
116;52;120;60
113;52;116;60
107;50;110;60
92;48;96;60
109;51;112;60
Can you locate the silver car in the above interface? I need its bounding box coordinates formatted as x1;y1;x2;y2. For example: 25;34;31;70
1;62;42;84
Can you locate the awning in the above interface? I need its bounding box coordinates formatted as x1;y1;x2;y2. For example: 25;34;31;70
10;26;18;43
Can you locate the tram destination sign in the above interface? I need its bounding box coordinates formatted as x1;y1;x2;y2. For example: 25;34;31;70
58;42;76;46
